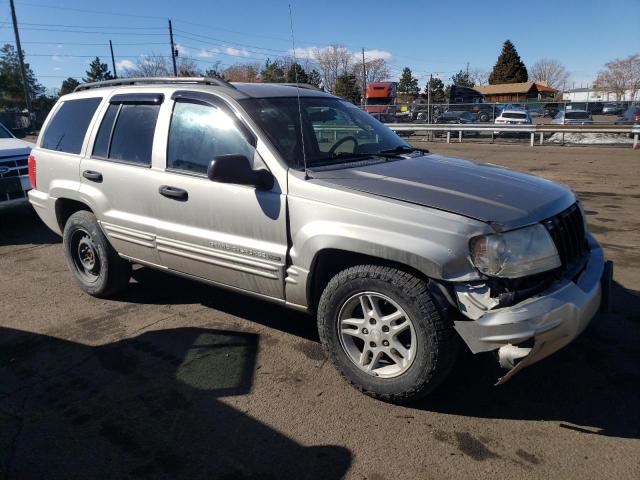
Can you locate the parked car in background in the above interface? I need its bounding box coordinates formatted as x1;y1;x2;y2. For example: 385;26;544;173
602;103;623;115
614;106;640;125
0;121;35;210
495;109;533;125
553;110;593;125
28;77;608;403
435;111;479;136
542;103;561;117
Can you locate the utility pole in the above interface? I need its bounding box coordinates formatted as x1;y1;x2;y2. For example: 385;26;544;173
361;48;367;106
168;19;178;76
9;0;32;115
466;62;469;76
109;40;117;78
427;73;432;124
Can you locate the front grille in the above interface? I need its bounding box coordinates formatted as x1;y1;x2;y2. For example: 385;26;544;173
0;154;29;202
542;203;589;267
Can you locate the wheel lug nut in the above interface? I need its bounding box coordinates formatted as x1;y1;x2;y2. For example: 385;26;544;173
382;326;389;332
370;341;376;348
369;319;376;325
362;328;368;334
382;340;389;347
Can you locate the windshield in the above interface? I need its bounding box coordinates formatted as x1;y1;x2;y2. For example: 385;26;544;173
240;97;409;168
0;123;13;139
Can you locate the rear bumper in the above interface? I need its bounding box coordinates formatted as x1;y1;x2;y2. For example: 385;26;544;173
454;235;606;383
28;189;61;235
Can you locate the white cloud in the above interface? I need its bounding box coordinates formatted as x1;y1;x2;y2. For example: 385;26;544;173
225;47;249;57
53;67;61;71
362;49;392;61
116;59;136;71
288;46;392;62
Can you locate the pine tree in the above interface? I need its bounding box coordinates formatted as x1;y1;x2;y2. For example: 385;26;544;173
333;73;361;104
489;40;528;84
286;62;309;84
260;58;285;83
83;57;113;83
59;77;80;96
450;70;474;88
307;69;322;88
424;77;446;102
0;44;44;109
397;67;419;95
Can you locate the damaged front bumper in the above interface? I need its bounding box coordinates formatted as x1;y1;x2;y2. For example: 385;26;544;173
453;235;608;385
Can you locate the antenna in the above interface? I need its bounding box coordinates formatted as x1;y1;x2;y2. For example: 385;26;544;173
288;3;309;179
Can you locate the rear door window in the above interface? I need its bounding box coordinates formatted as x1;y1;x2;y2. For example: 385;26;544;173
41;97;102;154
92;98;161;166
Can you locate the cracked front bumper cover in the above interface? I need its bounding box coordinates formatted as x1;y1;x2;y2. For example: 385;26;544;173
454;235;605;384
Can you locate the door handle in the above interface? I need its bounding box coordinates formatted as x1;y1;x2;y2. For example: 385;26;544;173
159;185;188;201
82;170;103;182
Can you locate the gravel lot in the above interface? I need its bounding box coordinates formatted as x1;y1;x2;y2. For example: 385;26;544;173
1;143;638;479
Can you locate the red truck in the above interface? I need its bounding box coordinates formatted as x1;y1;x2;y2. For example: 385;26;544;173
364;82;397;117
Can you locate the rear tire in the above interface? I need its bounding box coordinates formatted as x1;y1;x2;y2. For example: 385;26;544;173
62;210;131;298
317;265;457;403
478;111;490;122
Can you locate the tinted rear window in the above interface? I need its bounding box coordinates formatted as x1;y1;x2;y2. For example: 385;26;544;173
92;104;160;166
566;111;589;119
41;98;102;154
502;112;527;119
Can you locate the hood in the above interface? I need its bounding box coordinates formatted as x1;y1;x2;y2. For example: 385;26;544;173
309;154;575;230
0;138;35;157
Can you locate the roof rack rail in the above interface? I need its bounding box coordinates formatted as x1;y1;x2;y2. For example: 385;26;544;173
74;76;237;92
275;83;322;91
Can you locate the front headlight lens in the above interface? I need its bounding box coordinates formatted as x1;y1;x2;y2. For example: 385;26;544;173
470;224;561;278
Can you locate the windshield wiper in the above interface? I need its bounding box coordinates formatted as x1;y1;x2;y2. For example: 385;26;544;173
376;145;427;157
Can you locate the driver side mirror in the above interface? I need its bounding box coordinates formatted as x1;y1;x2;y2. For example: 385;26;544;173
207;154;274;190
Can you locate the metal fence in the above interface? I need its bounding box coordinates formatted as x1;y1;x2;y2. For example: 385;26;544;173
364;100;638;125
383;123;640;149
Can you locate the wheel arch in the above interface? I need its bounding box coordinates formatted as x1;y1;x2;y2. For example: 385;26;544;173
55;197;94;232
307;248;455;313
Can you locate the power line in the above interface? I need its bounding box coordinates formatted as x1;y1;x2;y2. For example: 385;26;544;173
0;20;165;29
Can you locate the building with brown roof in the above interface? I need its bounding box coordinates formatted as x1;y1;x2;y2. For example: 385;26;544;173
474;82;559;102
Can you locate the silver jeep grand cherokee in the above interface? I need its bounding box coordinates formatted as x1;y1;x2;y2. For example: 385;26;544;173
28;78;608;403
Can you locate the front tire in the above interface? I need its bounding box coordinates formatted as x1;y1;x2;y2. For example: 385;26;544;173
63;210;131;298
317;265;457;403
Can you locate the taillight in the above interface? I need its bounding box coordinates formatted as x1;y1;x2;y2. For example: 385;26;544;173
28;154;36;189
495;119;505;123
634;114;640;122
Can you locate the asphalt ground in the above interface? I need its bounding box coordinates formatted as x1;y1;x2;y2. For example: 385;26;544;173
0;143;638;479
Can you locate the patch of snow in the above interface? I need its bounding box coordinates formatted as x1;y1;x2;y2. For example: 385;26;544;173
546;132;634;144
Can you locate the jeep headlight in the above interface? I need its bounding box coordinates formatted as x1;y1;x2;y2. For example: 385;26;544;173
470;224;561;278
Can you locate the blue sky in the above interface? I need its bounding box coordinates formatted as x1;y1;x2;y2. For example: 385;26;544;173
1;0;638;91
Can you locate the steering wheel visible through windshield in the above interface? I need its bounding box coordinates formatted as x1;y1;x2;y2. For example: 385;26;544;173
239;96;412;169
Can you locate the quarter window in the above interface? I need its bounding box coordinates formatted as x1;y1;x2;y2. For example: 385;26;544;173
41;97;102;154
167;101;255;175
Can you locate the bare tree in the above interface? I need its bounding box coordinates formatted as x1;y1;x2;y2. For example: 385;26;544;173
177;57;202;77
222;63;261;82
468;68;489;86
122;54;170;77
594;54;640;101
529;59;569;89
351;57;390;86
313;44;352;93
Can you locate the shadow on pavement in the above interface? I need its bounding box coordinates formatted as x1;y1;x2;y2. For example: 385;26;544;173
419;282;640;440
0;327;351;479
0;206;60;247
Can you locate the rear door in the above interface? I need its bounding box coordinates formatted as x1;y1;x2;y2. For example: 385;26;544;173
152;92;287;299
79;92;167;264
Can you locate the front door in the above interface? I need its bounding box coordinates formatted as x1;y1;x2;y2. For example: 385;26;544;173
153;94;287;299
